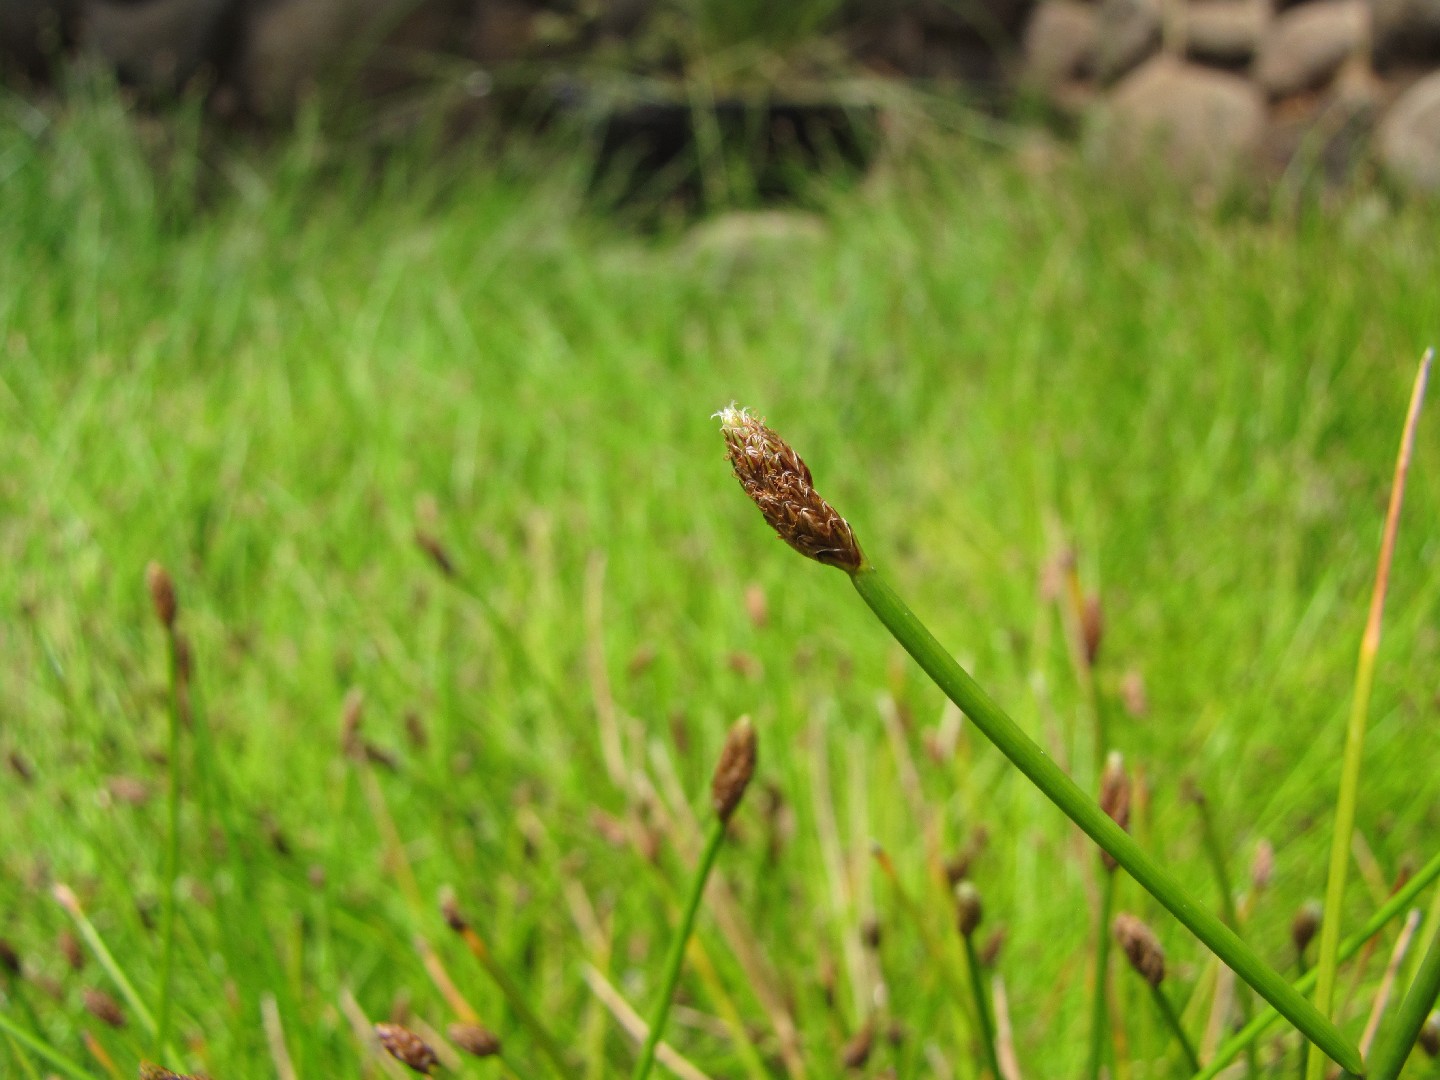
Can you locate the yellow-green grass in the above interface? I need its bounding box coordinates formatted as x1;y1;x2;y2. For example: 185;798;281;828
1;84;1438;1078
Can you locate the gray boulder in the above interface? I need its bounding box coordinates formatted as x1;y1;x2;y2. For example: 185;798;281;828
1101;55;1265;183
1253;0;1368;98
1023;0;1098;87
1183;0;1268;65
1095;0;1162;82
1371;0;1440;68
1378;70;1440;191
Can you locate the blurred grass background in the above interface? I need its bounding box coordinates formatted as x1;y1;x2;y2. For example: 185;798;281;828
1;78;1438;1077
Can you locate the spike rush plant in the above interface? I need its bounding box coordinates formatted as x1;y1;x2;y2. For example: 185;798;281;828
715;405;1365;1074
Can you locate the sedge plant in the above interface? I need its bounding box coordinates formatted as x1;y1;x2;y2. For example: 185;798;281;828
631;716;757;1080
715;405;1364;1074
1308;348;1433;1080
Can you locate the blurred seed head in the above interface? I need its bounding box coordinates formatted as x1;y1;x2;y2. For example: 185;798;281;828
414;530;455;579
58;929;84;971
1099;751;1131;872
1250;839;1274;893
438;887;468;933
1292;900;1322;955
840;1021;874;1069
861;916;882;951
375;1022;439;1074
980;926;1007;967
1419;1012;1440;1057
0;938;19;977
717;406;864;573
1081;593;1104;668
954;881;983;938
83;987;126;1028
711;716;757;824
340;688;365;760
140;1065;202;1080
146;563;177;630
1113;913;1165;987
448;1021;501;1057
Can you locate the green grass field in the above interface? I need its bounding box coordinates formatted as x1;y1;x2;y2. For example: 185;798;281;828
2;86;1439;1079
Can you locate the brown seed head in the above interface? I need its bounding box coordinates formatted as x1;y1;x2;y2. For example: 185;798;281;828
1081;593;1104;668
0;938;19;977
1420;1012;1440;1057
1292;900;1322;955
83;987;126;1028
140;1065;200;1080
448;1021;501;1058
840;1021;875;1069
59;929;85;971
1250;838;1275;893
980;926;1007;967
711;715;758;823
375;1022;439;1074
861;916;882;951
414;530;455;579
954;880;983;938
1099;751;1131;872
146;563;177;629
438;887;468;933
717;406;864;573
1113;913;1165;987
340;688;365;760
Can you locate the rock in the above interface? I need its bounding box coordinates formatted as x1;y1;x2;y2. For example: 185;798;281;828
1183;0;1268;65
1095;0;1162;83
1101;55;1265;183
1023;0;1097;87
1253;0;1368;98
1378;70;1440;191
1372;0;1440;68
79;0;238;90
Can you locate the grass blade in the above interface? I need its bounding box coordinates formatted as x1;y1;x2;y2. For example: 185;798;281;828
1367;918;1440;1080
1307;348;1433;1080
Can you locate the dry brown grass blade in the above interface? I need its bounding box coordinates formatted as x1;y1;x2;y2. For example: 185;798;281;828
580;965;715;1080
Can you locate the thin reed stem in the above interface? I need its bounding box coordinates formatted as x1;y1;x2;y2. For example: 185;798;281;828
1152;983;1202;1074
1192;790;1258;1077
0;1013;92;1080
632;817;727;1080
963;933;1003;1079
1368;920;1440;1080
1308;348;1432;1080
850;567;1361;1074
1087;870;1117;1080
455;919;575;1078
1195;848;1440;1079
155;624;184;1062
53;885;161;1040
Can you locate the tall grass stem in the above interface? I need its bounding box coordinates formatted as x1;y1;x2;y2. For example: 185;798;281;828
631;817;727;1080
1087;871;1117;1080
1307;348;1432;1080
963;933;1003;1078
850;566;1362;1073
155;627;185;1061
1196;847;1440;1079
1367;921;1440;1080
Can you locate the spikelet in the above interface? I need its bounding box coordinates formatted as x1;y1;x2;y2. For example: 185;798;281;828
83;987;126;1028
717;406;864;573
448;1022;502;1058
375;1022;439;1074
954;881;984;938
146;563;177;630
711;716;758;823
1113;913;1165;987
1098;752;1131;873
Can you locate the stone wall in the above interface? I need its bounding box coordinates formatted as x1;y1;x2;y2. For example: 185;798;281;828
1021;0;1440;190
3;0;1438;192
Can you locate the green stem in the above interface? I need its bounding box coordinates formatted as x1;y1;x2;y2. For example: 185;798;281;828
460;925;575;1080
850;567;1363;1075
1152;982;1203;1074
1368;922;1440;1080
632;817;728;1080
1194;848;1440;1079
1087;870;1117;1080
963;933;1002;1079
155;629;184;1061
1194;795;1259;1077
0;1012;94;1080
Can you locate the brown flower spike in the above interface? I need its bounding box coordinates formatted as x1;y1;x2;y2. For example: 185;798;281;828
1113;913;1166;988
718;406;864;573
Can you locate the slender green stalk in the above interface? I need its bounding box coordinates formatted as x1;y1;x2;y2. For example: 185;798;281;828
1192;790;1258;1077
1152;983;1203;1074
851;567;1362;1073
632;817;727;1080
963;933;1003;1079
1368;923;1440;1080
52;885;159;1036
1308;349;1431;1080
155;625;184;1061
1195;848;1440;1079
1087;871;1118;1080
0;1011;94;1080
3;1028;41;1080
456;923;576;1080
